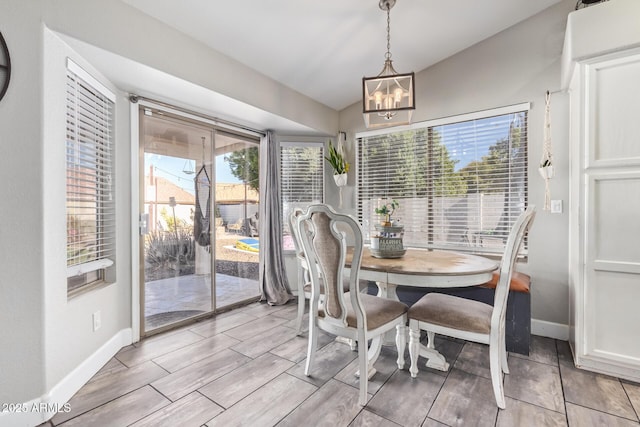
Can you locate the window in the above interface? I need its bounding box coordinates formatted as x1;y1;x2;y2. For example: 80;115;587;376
280;142;324;250
66;59;116;293
357;104;529;255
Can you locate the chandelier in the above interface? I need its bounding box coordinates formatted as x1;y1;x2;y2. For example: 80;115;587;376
362;0;415;128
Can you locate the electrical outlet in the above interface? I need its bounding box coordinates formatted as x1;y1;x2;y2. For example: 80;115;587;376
93;311;101;331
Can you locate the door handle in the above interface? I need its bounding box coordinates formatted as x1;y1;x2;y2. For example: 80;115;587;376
140;213;149;235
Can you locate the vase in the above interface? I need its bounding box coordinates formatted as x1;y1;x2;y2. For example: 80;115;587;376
538;165;554;179
333;173;347;208
333;173;348;187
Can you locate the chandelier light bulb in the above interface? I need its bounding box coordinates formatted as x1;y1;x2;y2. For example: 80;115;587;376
374;91;383;109
394;87;403;106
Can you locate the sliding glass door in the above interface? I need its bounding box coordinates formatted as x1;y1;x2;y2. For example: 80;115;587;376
139;106;260;335
213;132;261;308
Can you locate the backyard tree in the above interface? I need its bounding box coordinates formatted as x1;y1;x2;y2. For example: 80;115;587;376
225;146;259;192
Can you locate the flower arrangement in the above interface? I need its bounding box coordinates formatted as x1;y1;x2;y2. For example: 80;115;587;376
325;140;349;175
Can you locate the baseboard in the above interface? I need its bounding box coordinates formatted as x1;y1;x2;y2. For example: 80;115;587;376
0;328;132;427
531;318;569;341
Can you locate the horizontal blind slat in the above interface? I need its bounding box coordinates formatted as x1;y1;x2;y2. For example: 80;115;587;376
280;144;324;239
66;67;115;278
358;110;528;255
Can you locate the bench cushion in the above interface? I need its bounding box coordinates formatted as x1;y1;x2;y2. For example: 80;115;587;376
480;271;530;293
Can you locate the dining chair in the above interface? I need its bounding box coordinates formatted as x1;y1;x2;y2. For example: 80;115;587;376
407;205;536;409
289;207;312;335
291;207;355;341
296;203;408;406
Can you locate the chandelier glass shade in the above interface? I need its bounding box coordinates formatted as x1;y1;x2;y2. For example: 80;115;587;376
362;0;415;128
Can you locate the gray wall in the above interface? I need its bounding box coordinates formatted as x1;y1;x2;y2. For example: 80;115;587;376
0;2;46;404
0;0;337;410
0;0;576;411
336;0;575;326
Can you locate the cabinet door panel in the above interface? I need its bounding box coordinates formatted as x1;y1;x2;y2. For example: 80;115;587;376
589;54;640;166
589;270;640;362
590;174;640;264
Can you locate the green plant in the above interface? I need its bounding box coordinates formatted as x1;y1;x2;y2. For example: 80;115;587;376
325;140;349;175
145;229;196;272
375;200;399;217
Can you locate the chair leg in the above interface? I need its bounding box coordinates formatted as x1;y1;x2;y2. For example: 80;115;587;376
408;320;420;378
295;269;306;336
304;317;318;376
295;294;305;336
357;331;368;406
489;342;506;409
395;323;406;369
500;330;509;374
427;330;436;349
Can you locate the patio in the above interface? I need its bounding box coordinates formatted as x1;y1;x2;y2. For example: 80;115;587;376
144;273;260;330
144;231;261;331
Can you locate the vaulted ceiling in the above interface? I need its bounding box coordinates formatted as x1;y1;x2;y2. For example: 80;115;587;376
122;0;562;111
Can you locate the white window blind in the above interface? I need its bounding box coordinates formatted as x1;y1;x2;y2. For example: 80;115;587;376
358;106;528;255
280;142;324;250
66;59;116;291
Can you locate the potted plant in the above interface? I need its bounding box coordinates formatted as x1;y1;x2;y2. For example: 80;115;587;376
538;158;554;179
375;200;399;226
325;140;349;187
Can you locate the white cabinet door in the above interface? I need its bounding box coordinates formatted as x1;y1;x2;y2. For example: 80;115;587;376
577;52;640;381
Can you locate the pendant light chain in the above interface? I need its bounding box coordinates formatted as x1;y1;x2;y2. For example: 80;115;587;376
385;4;392;61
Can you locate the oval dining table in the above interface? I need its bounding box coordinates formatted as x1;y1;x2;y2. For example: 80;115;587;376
344;247;499;374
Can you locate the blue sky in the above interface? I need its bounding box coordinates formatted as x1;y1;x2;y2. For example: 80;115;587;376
438;114;516;171
145;153;242;194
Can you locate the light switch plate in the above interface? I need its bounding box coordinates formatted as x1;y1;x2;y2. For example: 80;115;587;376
550;199;563;213
93;311;101;331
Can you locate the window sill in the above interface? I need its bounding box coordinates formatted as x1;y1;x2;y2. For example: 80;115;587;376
68;279;114;300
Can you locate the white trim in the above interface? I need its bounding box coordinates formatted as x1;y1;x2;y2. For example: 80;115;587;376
356;102;531;138
66;58;116;103
66;258;114;278
531;318;569;341
280;140;324;148
0;329;132;427
130;102;141;343
575;353;640;383
136;99;263;139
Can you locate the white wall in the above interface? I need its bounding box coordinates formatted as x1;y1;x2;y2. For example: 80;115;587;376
337;0;575;327
0;1;47;406
42;28;133;393
0;5;137;418
0;0;578;419
43;0;337;136
1;0;338;420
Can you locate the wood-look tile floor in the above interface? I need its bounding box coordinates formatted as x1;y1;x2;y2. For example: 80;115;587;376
42;301;640;427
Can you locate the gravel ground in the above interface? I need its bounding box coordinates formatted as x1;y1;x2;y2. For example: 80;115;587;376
145;231;259;282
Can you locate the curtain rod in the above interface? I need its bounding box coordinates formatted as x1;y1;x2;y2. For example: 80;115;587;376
128;94;266;137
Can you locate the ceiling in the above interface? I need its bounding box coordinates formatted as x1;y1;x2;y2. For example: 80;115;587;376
121;0;562;111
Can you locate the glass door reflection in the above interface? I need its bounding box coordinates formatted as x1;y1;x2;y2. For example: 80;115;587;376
140;111;214;333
